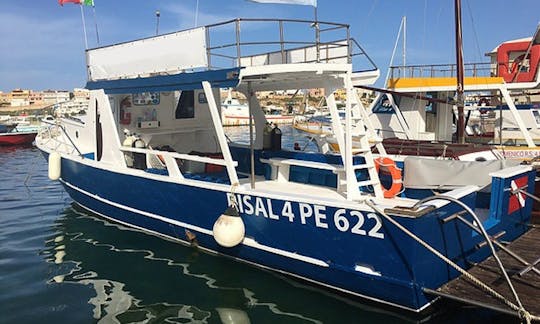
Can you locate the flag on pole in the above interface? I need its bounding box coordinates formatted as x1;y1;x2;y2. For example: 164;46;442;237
248;0;317;6
58;0;81;5
58;0;94;6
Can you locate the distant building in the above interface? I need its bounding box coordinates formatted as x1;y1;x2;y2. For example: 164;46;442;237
308;88;325;98
0;92;10;105
55;88;89;116
56;97;89;116
42;90;70;105
10;89;31;107
274;89;299;96
29;91;44;105
0;89;88;115
73;88;90;100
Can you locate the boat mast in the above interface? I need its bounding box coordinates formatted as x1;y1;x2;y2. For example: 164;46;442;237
402;16;406;67
454;0;465;143
384;16;407;85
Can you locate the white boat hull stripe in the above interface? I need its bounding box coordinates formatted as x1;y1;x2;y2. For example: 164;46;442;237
61;179;329;268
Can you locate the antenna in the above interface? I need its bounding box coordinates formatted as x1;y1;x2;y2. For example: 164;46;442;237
195;0;199;27
155;10;160;36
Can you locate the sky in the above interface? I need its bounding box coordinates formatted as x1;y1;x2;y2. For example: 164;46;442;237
0;0;538;92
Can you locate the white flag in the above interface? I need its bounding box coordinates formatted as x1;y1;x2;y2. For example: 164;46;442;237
249;0;317;7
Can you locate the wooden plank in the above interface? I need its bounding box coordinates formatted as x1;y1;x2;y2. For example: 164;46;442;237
434;228;540;318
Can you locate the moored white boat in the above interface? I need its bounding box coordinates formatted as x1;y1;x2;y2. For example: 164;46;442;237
369;24;540;162
221;96;294;126
36;17;539;315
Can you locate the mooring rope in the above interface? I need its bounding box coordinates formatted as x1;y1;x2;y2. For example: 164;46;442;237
229;182;240;208
366;199;538;323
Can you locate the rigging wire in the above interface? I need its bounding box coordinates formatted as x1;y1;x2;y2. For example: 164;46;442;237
358;0;379;38
421;0;427;56
464;0;484;65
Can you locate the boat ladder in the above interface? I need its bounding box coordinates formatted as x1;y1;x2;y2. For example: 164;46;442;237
335;91;386;199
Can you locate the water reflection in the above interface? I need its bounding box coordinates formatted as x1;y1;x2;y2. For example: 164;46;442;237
42;204;427;323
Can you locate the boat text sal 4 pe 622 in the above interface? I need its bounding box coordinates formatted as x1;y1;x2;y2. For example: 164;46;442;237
37;18;540;318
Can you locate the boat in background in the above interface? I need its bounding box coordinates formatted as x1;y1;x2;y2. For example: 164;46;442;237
0;123;37;146
221;93;294;126
293;106;502;161
368;24;540;161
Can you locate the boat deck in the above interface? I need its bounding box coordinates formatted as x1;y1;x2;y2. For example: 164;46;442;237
239;176;417;208
425;227;540;320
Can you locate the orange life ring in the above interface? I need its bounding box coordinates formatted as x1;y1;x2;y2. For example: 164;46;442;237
374;157;402;198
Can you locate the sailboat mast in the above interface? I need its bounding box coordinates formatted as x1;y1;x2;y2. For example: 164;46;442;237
454;0;465;143
402;16;406;67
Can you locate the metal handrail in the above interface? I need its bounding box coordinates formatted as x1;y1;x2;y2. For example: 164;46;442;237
205;17;349;29
389;62;494;79
205;18;377;72
40;119;83;157
351;38;378;72
119;146;238;168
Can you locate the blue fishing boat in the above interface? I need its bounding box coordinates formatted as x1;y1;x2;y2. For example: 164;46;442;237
36;17;539;316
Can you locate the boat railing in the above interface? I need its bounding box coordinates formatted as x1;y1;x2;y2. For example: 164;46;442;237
39;119;83;157
119;146;238;180
205;18;378;73
86;18;378;82
389;62;494;79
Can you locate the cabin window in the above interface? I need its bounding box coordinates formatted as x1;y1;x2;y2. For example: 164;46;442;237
425;93;436;114
425;93;437;133
175;90;195;119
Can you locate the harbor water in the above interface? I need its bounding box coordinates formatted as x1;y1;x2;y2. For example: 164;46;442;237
0;126;518;323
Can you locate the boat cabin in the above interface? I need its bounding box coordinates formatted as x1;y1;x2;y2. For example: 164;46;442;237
53;18;386;201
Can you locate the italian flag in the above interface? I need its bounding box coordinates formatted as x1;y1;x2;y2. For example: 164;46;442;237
58;0;94;6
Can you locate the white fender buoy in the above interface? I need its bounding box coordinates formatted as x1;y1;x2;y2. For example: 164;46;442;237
213;205;245;247
216;308;251;324
48;151;61;181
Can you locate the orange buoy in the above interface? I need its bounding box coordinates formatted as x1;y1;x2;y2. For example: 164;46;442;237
374;157;402;198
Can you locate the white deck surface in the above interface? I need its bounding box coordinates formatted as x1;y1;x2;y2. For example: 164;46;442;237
238;176;417;209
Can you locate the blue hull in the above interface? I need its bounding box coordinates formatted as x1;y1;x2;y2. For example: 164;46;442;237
51;154;534;312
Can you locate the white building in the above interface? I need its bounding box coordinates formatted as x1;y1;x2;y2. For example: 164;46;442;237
42;90;70;105
55;98;89;116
